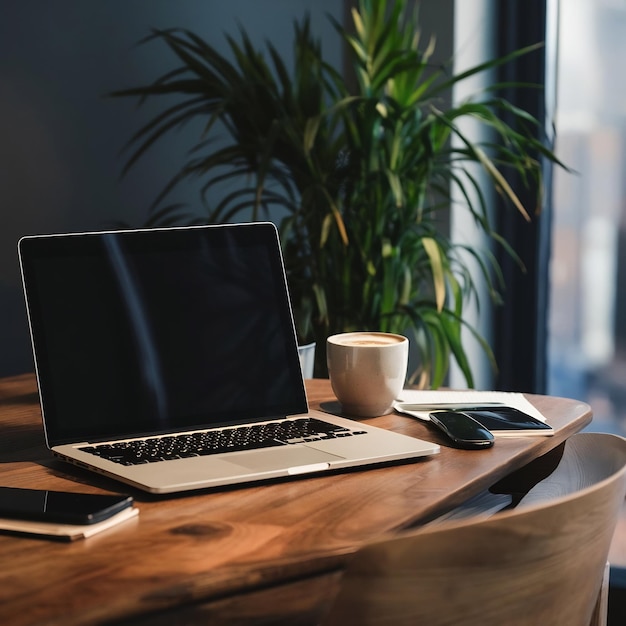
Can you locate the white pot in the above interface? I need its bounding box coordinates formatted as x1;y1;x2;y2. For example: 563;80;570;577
297;342;316;379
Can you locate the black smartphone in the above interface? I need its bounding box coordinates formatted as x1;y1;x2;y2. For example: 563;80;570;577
0;487;133;525
462;407;553;436
429;411;495;449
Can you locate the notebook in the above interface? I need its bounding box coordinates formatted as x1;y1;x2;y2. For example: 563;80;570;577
18;222;438;494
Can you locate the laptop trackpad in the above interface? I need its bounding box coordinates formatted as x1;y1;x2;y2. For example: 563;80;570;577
230;446;343;472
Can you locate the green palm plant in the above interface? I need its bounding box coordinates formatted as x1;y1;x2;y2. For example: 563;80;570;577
111;0;563;386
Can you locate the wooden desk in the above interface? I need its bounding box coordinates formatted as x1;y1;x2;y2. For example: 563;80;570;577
0;374;592;625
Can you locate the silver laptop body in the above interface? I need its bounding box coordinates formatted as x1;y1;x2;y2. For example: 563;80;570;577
18;222;438;494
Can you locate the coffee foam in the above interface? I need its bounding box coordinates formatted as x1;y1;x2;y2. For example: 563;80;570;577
329;332;405;347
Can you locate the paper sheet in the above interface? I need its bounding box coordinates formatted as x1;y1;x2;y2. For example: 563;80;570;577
394;389;546;422
0;506;139;541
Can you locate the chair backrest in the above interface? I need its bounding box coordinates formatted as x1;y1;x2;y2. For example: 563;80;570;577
322;433;626;626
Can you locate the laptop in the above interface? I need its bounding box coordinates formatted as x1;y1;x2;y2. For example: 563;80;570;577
18;222;439;494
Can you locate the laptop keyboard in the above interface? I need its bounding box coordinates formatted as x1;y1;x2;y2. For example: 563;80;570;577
79;417;367;466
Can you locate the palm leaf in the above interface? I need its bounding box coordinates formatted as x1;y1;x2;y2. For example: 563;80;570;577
110;0;565;384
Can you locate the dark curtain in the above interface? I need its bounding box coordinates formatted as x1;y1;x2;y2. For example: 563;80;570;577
492;0;556;393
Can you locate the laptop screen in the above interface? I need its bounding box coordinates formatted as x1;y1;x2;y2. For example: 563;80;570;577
19;223;308;445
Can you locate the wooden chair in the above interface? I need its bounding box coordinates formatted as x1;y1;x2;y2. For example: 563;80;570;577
321;433;626;626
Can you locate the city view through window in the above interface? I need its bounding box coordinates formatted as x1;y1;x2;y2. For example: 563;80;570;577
548;0;626;435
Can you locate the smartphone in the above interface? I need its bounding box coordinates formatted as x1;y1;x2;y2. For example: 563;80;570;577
0;487;133;525
429;411;495;449
462;407;553;436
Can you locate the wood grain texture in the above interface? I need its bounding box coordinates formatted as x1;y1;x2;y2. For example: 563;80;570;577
0;374;593;625
322;432;626;626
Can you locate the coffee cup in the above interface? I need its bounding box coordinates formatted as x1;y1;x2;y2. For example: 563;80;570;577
326;332;409;417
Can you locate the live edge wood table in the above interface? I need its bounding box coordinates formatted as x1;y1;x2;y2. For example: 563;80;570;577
0;373;592;626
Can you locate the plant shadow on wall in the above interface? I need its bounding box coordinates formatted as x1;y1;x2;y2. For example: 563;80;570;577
110;0;565;385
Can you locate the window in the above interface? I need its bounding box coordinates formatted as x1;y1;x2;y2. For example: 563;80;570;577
548;0;626;435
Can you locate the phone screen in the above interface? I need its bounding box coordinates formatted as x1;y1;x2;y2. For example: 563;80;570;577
464;407;553;432
0;487;133;525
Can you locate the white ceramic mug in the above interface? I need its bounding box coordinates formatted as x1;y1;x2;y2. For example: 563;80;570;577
326;331;409;417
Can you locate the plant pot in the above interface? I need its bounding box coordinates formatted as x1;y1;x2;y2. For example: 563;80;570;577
297;342;316;379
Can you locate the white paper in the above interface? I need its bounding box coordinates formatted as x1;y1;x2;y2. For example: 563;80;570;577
0;506;139;540
394;389;546;422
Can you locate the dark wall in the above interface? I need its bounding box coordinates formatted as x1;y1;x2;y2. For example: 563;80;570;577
0;0;453;377
0;0;343;376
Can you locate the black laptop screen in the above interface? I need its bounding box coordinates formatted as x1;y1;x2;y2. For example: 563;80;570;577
19;223;308;445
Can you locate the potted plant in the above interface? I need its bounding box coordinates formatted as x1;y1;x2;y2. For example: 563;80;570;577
111;0;563;386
